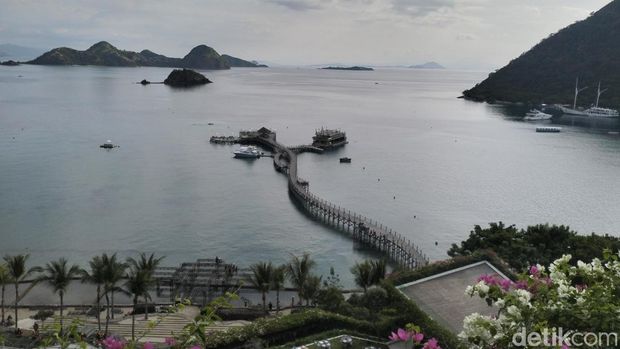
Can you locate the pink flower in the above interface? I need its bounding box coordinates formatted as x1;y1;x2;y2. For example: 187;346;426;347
413;332;424;343
561;345;570;349
498;279;512;291
190;346;202;349
529;265;539;275
423;338;441;349
164;337;177;346
102;337;126;349
143;342;154;349
389;328;412;342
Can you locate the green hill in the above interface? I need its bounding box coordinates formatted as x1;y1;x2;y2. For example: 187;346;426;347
463;0;620;108
28;42;264;70
221;54;267;67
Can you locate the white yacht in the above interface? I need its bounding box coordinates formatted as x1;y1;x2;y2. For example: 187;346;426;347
233;146;261;158
583;106;619;117
524;109;552;121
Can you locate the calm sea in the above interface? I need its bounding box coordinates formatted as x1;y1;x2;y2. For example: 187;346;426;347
2;65;620;286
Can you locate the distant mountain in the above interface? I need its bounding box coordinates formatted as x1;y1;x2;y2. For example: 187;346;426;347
462;0;620;107
410;62;445;69
321;66;374;71
221;54;268;67
28;42;264;70
0;44;46;61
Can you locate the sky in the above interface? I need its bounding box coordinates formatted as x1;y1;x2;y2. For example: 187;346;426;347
0;0;613;70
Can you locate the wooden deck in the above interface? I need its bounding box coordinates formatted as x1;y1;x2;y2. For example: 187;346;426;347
241;129;428;270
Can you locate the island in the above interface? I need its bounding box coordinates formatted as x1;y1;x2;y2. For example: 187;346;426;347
164;69;212;87
28;41;267;69
0;60;19;66
410;62;444;69
462;0;620;107
320;66;374;71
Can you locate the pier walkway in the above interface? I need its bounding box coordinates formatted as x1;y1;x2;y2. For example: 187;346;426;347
240;129;429;269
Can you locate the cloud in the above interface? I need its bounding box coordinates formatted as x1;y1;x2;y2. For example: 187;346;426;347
390;0;455;17
266;0;326;11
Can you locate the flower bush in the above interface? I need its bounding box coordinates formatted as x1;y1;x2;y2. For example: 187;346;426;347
389;324;441;349
461;250;620;348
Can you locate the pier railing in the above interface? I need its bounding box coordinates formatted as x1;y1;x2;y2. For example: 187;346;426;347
244;131;429;270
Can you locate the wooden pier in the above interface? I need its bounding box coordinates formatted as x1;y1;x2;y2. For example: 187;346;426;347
239;128;429;270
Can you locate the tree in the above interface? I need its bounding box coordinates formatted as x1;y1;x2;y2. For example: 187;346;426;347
351;261;373;292
0;264;9;325
271;265;286;313
3;254;41;330
102;253;126;335
126;253;163;320
247;262;272;311
81;255;106;331
37;258;82;331
369;259;387;285
300;274;322;306
286;253;316;305
124;267;148;342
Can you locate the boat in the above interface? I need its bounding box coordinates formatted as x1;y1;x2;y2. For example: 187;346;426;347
312;128;348;150
560;79;619;117
536;126;562;133
339;157;351;163
524;109;552;121
233;146;261;158
100;140;117;149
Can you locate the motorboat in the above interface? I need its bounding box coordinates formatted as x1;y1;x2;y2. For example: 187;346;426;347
233;146;261;158
339;157;351;163
524;109;552;121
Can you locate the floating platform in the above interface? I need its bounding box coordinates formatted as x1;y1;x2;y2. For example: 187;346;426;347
536;126;562;133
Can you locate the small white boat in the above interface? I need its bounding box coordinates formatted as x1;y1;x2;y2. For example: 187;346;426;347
524;109;552;121
536;126;562;133
233;146;261;158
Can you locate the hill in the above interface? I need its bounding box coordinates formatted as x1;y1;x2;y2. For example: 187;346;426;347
463;0;620;107
410;62;445;69
28;42;263;70
221;54;267;67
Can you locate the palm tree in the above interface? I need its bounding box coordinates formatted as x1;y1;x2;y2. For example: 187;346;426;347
124;268;148;342
247;262;273;311
369;259;387;285
81;255;106;331
3;254;41;330
300;275;322;306
271;265;286;313
350;260;373;292
102;253;126;335
0;263;9;325
126;253;163;320
286;253;315;305
37;258;82;331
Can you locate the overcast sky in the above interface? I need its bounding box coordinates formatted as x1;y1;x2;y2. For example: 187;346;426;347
0;0;612;69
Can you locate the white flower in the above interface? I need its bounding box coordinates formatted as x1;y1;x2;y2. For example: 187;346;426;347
506;305;520;317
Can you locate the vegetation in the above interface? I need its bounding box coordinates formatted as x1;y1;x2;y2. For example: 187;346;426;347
0;263;8;324
3;254;41;330
102;253;127;334
271;264;286;313
247;261;273;311
447;222;620;272
351;259;387;292
164;69;212;87
81;255;106;331
463;1;620;107
461;250;620;348
286;253;317;305
37;258;82;331
126;253;163;321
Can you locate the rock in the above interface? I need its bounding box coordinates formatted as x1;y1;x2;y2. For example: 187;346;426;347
164;69;212;87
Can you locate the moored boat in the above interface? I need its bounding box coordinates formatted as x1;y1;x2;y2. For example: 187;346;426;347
233;145;261;158
536;126;562;133
524;109;552;121
339;157;351;163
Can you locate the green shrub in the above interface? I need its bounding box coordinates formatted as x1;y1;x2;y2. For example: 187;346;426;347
32;309;54;321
